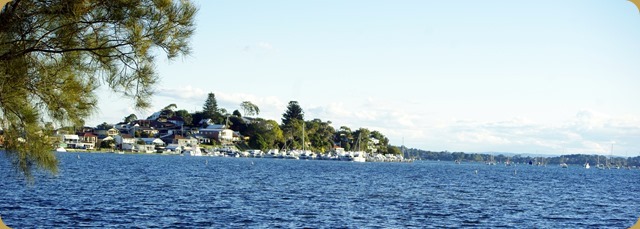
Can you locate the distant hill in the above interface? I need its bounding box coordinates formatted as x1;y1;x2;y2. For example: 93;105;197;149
402;147;640;167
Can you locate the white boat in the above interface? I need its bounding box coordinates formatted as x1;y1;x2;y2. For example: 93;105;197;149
560;163;568;168
596;155;605;169
351;152;366;162
55;147;66;152
348;132;367;162
182;146;203;156
584;162;590;169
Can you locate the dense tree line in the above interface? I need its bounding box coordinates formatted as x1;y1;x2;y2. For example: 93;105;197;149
187;96;400;154
404;148;640;167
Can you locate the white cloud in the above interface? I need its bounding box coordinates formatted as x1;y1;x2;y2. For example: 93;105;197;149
243;42;275;52
95;86;640;156
414;110;640;156
456;131;511;145
257;42;273;50
156;85;207;100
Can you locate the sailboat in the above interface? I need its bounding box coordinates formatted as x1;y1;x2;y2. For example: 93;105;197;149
350;133;366;162
584;159;590;169
560;156;568;168
596;155;605;169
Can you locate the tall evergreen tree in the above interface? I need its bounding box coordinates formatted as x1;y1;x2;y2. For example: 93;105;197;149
203;92;219;119
281;101;304;126
0;0;197;178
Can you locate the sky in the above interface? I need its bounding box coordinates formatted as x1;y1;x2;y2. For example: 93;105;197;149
89;0;640;156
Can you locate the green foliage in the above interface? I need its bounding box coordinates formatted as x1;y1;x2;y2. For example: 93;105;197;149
280;101;306;150
369;130;389;153
191;111;206;127
334;126;353;150
163;104;177;111
124;114;138;123
232;110;242;117
304;119;335;152
403;149;640;167
203;93;219;119
280;119;303;150
96;122;113;130
228;116;246;133
281;101;304;126
352;128;371;152
0;0;197;178
201;92;228;124
100;140;116;149
387;145;402;155
240;101;260;117
175;109;192;126
246;119;284;151
159;104;177;119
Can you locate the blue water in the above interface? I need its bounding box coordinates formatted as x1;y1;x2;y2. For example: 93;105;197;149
1;152;639;228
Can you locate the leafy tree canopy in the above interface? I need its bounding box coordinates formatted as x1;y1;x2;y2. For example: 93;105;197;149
96;122;113;130
124;114;138;123
232;110;242;117
240;101;260;117
0;0;197;178
175;109;192;126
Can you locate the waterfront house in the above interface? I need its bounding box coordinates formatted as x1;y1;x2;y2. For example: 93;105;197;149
79;133;98;144
197;124;234;143
114;134;136;151
136;144;157;153
61;135;80;148
95;127;120;139
193;134;212;145
164;144;182;153
170;135;198;148
131;119;179;137
76;133;98;150
139;138;165;148
137;126;159;138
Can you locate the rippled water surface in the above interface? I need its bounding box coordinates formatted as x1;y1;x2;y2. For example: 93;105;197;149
1;152;639;228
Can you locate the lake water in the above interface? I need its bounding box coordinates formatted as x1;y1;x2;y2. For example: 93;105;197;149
1;152;639;228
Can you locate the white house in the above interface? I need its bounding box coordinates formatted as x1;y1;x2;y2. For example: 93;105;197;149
172;136;198;148
61;134;80;148
114;134;136;151
198;124;234;143
181;137;199;147
139;138;165;146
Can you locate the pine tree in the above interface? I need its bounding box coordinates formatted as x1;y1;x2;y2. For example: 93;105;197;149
202;93;219;119
0;0;197;178
281;101;304;126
